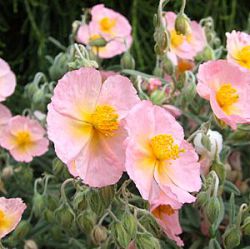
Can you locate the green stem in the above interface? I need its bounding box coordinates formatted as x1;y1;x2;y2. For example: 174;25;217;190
180;0;187;14
60;178;75;203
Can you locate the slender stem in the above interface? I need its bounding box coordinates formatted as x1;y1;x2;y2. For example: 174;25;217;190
108;209;120;223
0;240;5;249
211;171;219;197
180;0;187;14
60;178;75;203
237;203;248;228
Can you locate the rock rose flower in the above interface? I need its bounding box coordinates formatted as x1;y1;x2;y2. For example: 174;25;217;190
0;116;49;162
0;197;26;239
165;12;206;60
0;57;16;101
125;101;201;207
197;60;250;129
226;30;250;71
76;4;132;58
47;67;139;187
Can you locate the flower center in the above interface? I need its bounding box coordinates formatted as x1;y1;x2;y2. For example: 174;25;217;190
15;131;32;149
91;105;119;136
99;17;116;33
235;45;250;70
0;209;9;229
152;205;175;219
216;83;239;114
150;134;181;161
170;30;192;48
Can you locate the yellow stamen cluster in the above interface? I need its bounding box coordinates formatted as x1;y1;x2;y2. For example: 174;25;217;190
99;17;116;33
170;30;192;48
0;209;10;229
15;131;32;150
216;83;239;114
152;205;175;219
91;105;119;136
150;134;181;161
235;45;250;70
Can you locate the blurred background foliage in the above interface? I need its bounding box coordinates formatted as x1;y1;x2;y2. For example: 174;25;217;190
1;0;250;85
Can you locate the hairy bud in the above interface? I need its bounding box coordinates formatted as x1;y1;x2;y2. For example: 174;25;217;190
91;225;108;245
206;196;221;224
24;240;38;249
223;225;241;249
121;52;135;70
135;232;161;249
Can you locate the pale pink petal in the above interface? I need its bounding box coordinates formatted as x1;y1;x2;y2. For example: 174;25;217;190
47;104;92;164
98;75;140;119
74;126;127;187
0;197;26;239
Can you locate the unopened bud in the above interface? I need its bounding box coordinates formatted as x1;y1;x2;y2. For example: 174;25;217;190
153;66;163;78
91;225;108;245
197;46;215;61
154;28;169;55
12;220;31;240
194;130;223;159
223;225;241;249
1;166;14;179
242;216;250;235
24;240;38;249
55;203;75;230
162;56;174;75
87;190;105;217
89;37;107;47
121;52;135;70
33;193;46;218
206;196;221;224
44;209;54;223
208;238;222;249
175;14;191;36
77;210;97;233
73;190;88;211
150;89;167;105
99;185;115;208
196;191;209;207
111;222;131;248
121;212;137;240
135;232;161;249
211;161;226;183
183;79;196;103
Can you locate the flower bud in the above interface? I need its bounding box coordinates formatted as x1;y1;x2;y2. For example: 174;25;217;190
154;27;169;55
51;225;64;240
153;66;163;78
183;78;196;103
88;37;107;47
91;225;108;245
32;88;47;112
73;190;88;211
24;240;38;249
135;232;161;249
33;193;46;218
12;220;31;240
175;14;191;36
196;191;209;207
99;185;115;208
242;216;250;235
55;203;75;230
111;222;131;248
121;52;135;70
223;225;241;249
208;238;222;249
162;56;174;75
139;215;160;237
121;212;137;240
87;189;105;217
194;130;223;159
77;209;97;234
211;161;226;183
197;46;215;62
52;158;65;176
206;196;221;224
44;209;54;223
150;89;167;105
1;165;14;179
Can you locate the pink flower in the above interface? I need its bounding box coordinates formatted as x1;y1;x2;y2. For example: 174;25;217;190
125;101;201;207
47;67;139;187
0;197;26;239
147;78;162;91
163;105;182;118
165;12;206;60
151;204;184;247
100;70;118;82
197;60;250;129
76;4;132;58
0;104;11;136
226;31;250;71
0;116;49;162
0;58;16;101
